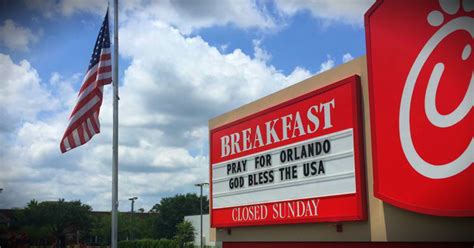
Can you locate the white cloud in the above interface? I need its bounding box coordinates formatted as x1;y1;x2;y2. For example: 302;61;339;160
220;44;229;53
24;0;107;18
317;55;335;73
286;67;312;84
119;19;302;136
342;53;354;63
253;39;272;62
0;56;103;209
48;72;83;109
275;0;375;27
25;0;274;34
0;16;313;211
0;19;39;51
0;54;57;133
122;0;275;34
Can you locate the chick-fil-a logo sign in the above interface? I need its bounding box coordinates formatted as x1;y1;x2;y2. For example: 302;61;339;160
366;0;473;216
400;1;473;179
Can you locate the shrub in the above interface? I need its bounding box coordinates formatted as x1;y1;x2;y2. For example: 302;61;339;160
118;238;179;248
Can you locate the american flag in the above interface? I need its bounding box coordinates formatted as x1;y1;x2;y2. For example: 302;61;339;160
60;10;112;153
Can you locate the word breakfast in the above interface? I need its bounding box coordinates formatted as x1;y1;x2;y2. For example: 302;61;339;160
220;98;336;158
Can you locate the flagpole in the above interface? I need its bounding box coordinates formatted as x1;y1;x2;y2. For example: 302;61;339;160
112;0;119;247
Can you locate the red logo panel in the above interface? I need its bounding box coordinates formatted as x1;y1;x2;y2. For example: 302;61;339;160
366;0;473;216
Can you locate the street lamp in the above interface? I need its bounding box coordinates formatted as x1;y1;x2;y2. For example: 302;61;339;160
194;183;209;248
128;197;138;212
128;197;138;240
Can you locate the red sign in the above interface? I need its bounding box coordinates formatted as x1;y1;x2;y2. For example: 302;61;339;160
210;76;366;227
366;0;473;216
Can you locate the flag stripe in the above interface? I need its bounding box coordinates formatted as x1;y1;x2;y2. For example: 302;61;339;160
98;71;112;80
84;121;92;139
83;122;90;142
87;118;96;135
70;88;100;117
76;83;99;109
68;95;101;129
88;111;99;134
78;125;85;144
63;138;71;151
78;60;112;95
93;111;100;132
101;53;111;60
66;101;102;138
78;58;111;90
98;66;112;74
97;78;112;86
72;129;80;147
68;133;76;148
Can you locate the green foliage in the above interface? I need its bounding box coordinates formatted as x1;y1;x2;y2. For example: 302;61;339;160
118;238;178;248
119;212;154;240
16;199;92;244
89;212;155;244
8;193;206;246
174;220;195;248
89;214;111;244
151;193;208;239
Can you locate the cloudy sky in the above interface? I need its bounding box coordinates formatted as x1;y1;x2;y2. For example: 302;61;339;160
0;0;374;212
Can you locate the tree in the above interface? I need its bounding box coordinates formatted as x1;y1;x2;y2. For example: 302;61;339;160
89;212;154;244
89;214;110;245
119;212;154;241
150;193;208;239
17;199;92;247
175;220;195;248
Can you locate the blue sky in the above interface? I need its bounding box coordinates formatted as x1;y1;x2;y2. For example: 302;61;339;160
0;0;373;211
